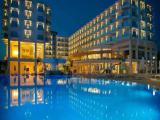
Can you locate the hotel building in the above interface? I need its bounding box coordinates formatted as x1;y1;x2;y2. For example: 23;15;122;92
56;36;69;59
1;0;54;75
69;0;157;74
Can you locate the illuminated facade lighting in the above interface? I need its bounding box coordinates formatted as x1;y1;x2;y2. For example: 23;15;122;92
1;0;55;75
69;0;157;74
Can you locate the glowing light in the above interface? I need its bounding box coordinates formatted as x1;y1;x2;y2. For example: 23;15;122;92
152;90;156;96
57;80;67;85
12;90;18;98
88;88;100;94
13;50;18;56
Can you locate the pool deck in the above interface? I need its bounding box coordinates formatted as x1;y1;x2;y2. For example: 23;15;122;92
74;74;160;89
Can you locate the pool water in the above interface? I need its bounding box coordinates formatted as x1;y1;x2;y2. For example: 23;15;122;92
0;75;160;120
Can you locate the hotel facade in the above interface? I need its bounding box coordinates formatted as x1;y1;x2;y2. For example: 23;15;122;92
1;0;54;75
56;36;69;59
69;0;157;74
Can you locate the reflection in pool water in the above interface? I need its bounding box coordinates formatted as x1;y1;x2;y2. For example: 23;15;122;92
0;75;160;120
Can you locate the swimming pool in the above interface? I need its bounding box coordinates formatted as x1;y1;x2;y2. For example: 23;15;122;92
0;75;160;120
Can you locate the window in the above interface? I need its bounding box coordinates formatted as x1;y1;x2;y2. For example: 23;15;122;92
25;10;32;19
25;1;32;9
24;20;32;28
37;24;44;30
46;25;50;32
140;21;146;30
3;19;8;26
37;3;44;12
141;30;146;40
147;33;152;41
140;1;145;10
11;31;18;37
11;0;19;7
47;8;51;15
132;28;139;38
11;10;18;17
24;30;32;38
132;0;138;7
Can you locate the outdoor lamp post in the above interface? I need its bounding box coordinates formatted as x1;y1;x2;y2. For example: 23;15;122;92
152;56;156;74
147;60;150;74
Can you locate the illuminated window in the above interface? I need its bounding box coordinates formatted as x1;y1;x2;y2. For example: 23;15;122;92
10;41;18;58
147;33;152;41
4;10;7;16
147;5;152;12
24;20;32;28
3;19;7;26
20;42;35;59
140;21;146;29
25;0;32;9
141;30;146;40
46;25;50;32
11;89;18;106
25;10;32;19
140;1;145;10
24;30;32;38
47;8;51;15
147;14;152;22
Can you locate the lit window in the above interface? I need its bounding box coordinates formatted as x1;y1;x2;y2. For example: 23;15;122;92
46;25;50;32
140;1;145;10
4;10;7;16
3;19;7;26
47;8;51;15
24;20;32;28
141;30;146;39
25;10;32;19
25;0;32;9
140;21;146;29
24;30;32;38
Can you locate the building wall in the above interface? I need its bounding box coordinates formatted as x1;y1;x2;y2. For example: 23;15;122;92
2;0;54;74
56;36;69;59
69;0;157;74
